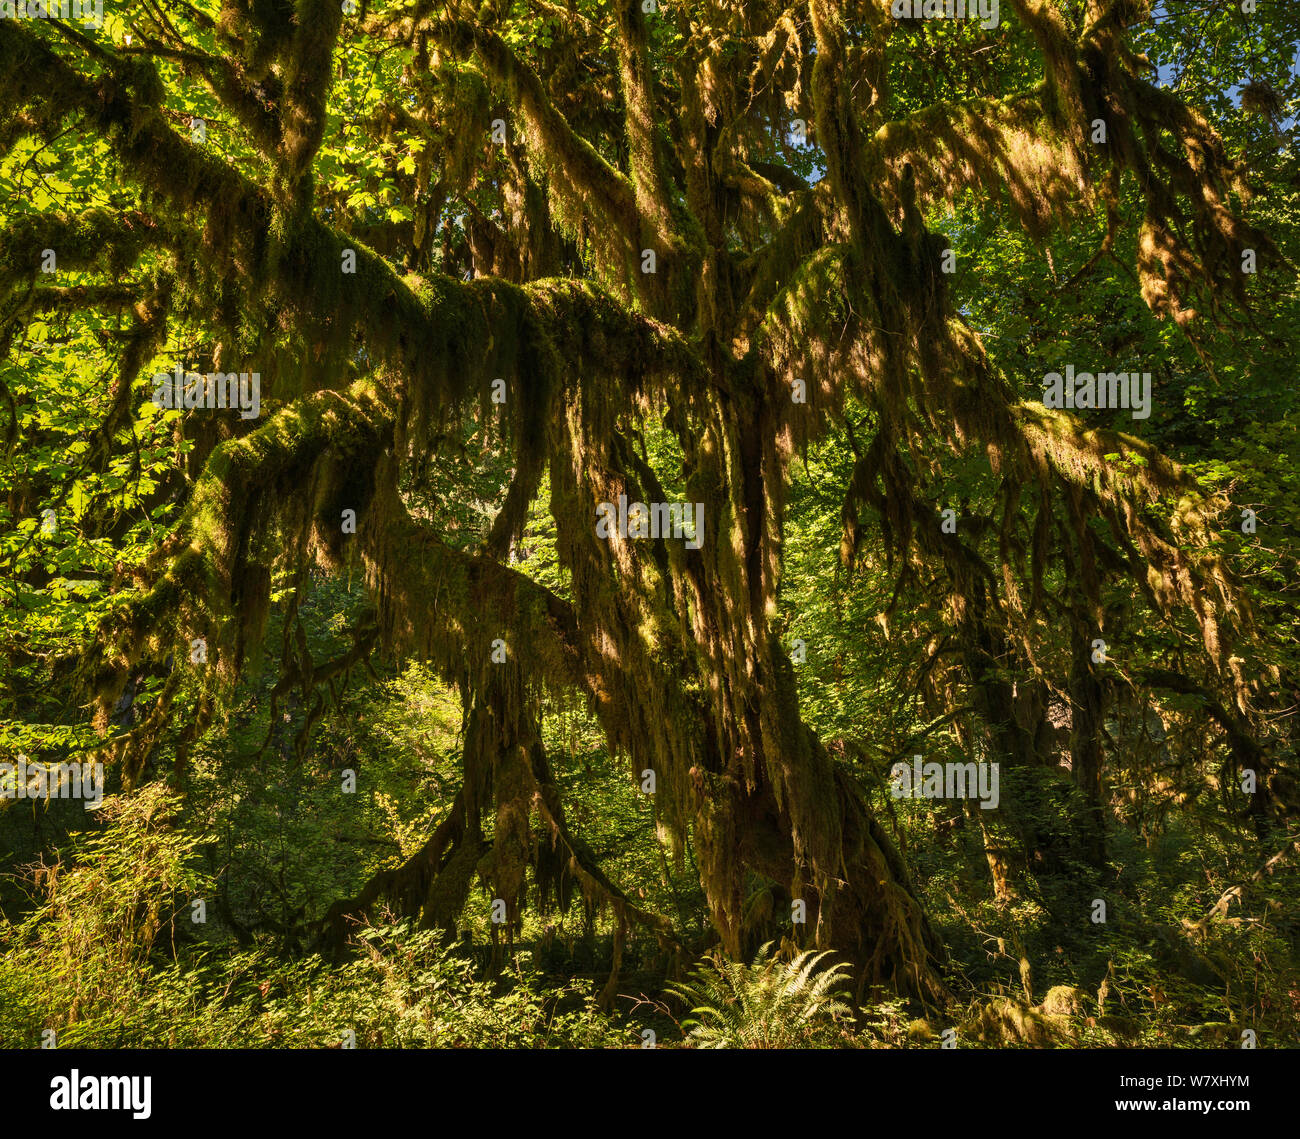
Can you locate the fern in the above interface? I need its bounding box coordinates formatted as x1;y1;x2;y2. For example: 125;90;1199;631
668;941;852;1048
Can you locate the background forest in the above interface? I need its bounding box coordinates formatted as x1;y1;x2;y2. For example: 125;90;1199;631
1;0;1299;1049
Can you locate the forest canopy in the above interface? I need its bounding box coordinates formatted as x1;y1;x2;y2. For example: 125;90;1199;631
0;0;1298;1049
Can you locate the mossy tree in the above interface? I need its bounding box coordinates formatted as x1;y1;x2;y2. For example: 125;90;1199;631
1;0;1292;1007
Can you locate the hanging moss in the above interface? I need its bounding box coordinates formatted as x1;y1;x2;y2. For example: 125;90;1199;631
10;0;1283;1005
